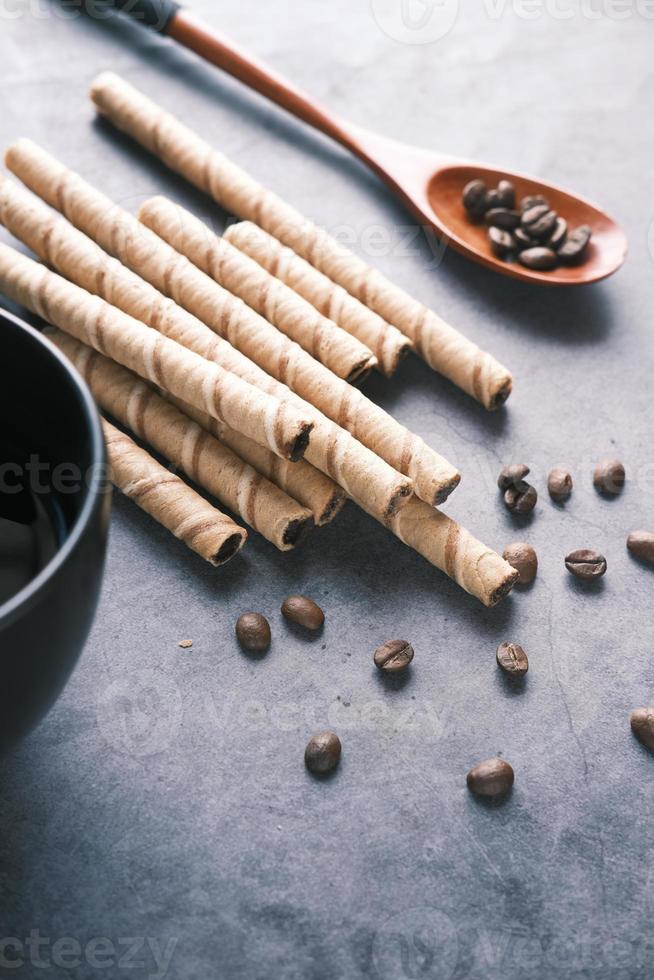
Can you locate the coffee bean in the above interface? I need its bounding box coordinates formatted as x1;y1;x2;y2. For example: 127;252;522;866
525;209;558;241
496;642;529;677
548;467;573;503
518;247;558;271
485;188;502;211
558;225;592;263
466;758;514;798
565;549;607;580
502;542;538;585
521;194;549;212
374;639;414;673
504;481;538;515
463;179;489;219
281;595;325;630
627;531;654;564
235;613;271;653
593;458;625;495
548;216;568;250
496;179;516;209
513;228;534;251
630;708;654;751
521;203;551;229
485;208;522;230
497;463;530;490
305;731;341;774
488;226;514;258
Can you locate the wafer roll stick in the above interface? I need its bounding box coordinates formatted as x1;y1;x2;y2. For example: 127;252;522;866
89;71;512;410
102;420;247;566
225;221;412;378
390;499;519;607
169;398;346;527
0;173;343;525
138;196;376;383
5;142;457;510
0;242;313;463
53;333;314;551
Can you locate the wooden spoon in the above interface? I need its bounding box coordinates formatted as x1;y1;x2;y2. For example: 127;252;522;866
109;0;628;286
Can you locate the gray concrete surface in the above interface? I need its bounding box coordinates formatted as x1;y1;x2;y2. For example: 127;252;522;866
1;2;654;978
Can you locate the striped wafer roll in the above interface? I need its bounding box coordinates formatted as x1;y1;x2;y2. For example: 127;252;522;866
389;499;519;607
53;332;314;551
5;140;456;511
0;172;344;525
138;196;377;383
0;241;313;463
89;71;512;410
102;420;246;566
224;221;412;377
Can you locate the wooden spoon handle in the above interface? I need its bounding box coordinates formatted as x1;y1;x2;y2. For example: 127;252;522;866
166;9;365;157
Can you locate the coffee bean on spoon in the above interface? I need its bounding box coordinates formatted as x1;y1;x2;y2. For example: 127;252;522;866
485;208;522;231
504;481;538;515
484;188;502;211
466;758;514;798
519;247;558;271
594;458;625;495
565;549;607;580
521;194;549;212
496;179;516;209
558;225;592;263
305;731;341;774
630;708;654;751
496;642;529;677
281;595;325;630
627;531;654;564
521;203;551;229
463;179;489;219
374;639;414;673
526;209;558;241
548;467;573;503
502;542;538;585
513;228;534;251
488;226;514;258
548;217;568;250
497;463;530;490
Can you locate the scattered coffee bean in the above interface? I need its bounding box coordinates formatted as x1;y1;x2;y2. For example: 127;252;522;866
526;209;558;241
558;225;592;264
497;463;530;490
627;531;654;564
565;549;607;580
521;194;549;212
496;179;516;209
496;642;529;677
463;178;489;219
518;246;558;271
485;208;522;230
548;467;573;503
488;226;514;258
502;542;538;585
504;481;538;515
374;639;414;673
305;731;341;774
235;612;271;652
630;708;654;751
466;758;514;798
593;458;625;495
548;216;568;250
281;595;325;631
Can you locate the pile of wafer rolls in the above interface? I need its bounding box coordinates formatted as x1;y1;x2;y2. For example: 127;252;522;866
0;72;519;606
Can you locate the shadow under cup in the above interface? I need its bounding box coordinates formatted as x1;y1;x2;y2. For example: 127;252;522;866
0;311;110;752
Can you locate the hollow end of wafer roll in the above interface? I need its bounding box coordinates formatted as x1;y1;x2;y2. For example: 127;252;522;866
433;472;462;506
487;565;520;607
487;374;513;412
317;491;348;526
288;423;313;462
283;515;315;548
386;482;414;519
345;357;376;385
212;532;247;566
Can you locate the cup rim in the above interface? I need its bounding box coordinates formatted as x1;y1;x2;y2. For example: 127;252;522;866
0;310;107;628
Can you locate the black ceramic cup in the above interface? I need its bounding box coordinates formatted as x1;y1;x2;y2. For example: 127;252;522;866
0;310;110;752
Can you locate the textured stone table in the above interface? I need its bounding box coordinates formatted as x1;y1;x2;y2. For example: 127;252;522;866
1;3;653;978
